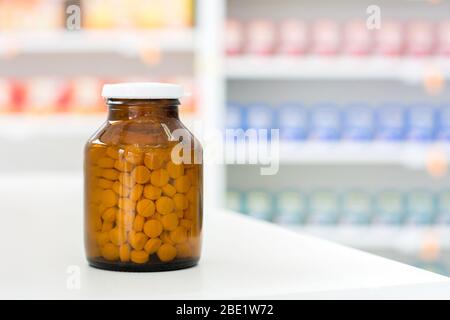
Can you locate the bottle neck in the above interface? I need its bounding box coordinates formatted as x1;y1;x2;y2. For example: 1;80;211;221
106;99;180;121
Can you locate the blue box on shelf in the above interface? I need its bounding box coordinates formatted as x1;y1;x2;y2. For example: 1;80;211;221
437;190;450;225
340;190;373;225
226;103;245;130
376;103;407;141
406;190;437;225
274;190;308;225
342;103;374;141
245;190;274;221
437;104;450;140
309;103;341;141
308;190;340;225
374;190;406;225
246;103;275;130
278;103;309;141
407;104;437;141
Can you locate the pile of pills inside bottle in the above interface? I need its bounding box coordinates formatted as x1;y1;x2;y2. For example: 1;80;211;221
85;143;202;268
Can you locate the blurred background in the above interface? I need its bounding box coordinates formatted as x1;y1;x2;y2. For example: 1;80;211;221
1;0;450;276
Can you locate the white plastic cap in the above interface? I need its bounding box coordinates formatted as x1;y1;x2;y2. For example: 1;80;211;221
102;82;184;99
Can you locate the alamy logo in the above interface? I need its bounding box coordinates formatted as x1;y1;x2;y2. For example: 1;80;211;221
66;4;81;31
366;5;381;30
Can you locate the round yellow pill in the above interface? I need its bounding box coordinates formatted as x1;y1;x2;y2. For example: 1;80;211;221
144;238;162;254
118;173;135;188
170;226;188;244
118;198;136;212
109;227;127;245
101;221;114;232
150;169;169;187
114;159;133;172
133;214;145;232
157;244;177;262
173;193;188;211
130;250;149;264
129;232;148;251
102;207;117;222
106;146;120;159
166;161;184;179
160;231;175;245
89;147;106;163
96;231;110;246
162;184;176;197
174;210;184;219
144;151;166;170
174;175;191;193
129;184;144;201
112;181;130;197
161;213;179;231
176;243;192;259
119;244;131;262
143;185;162;200
101;169;119;181
124;147;144;165
184;206;197;220
143;219;163;238
156;196;174;215
101;189;118;207
132;166;151;184
97;178;114;189
136;199;155;217
98;157;115;168
186;187;197;203
101;243;119;261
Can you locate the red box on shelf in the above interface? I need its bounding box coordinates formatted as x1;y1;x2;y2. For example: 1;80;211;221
343;19;372;56
406;21;436;56
312;19;341;55
374;20;405;56
278;19;309;55
246;19;277;55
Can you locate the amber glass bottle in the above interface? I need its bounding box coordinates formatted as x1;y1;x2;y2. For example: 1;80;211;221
84;83;202;272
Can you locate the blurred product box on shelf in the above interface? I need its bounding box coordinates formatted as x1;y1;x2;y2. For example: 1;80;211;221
225;19;244;56
0;0;63;30
373;191;405;225
407;104;437;141
225;103;245;130
407;21;435;56
437;191;450;224
245;190;274;221
278;103;309;140
340;191;372;225
246;103;275;132
246;19;277;55
0;76;197;115
308;190;340;225
437;21;450;55
274;190;308;225
226;189;245;213
226;17;450;57
0;0;194;31
343;19;372;56
342;103;374;141
309;103;341;141
437;105;450;140
278;19;309;55
406;190;436;225
312;19;341;55
376;103;407;141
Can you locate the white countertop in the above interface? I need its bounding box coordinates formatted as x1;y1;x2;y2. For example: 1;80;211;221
0;173;448;299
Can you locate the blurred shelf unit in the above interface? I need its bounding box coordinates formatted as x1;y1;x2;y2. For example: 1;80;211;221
226;56;450;82
0;29;196;56
225;141;450;168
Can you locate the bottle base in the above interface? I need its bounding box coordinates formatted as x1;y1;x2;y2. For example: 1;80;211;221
88;258;199;272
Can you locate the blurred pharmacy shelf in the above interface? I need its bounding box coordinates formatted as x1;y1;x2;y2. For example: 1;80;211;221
288;225;450;251
0;114;198;139
226;56;450;82
0;30;196;56
225;141;450;168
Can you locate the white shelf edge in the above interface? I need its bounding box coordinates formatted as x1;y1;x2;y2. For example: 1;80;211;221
225;141;450;167
0;29;196;55
287;225;450;251
225;56;450;82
